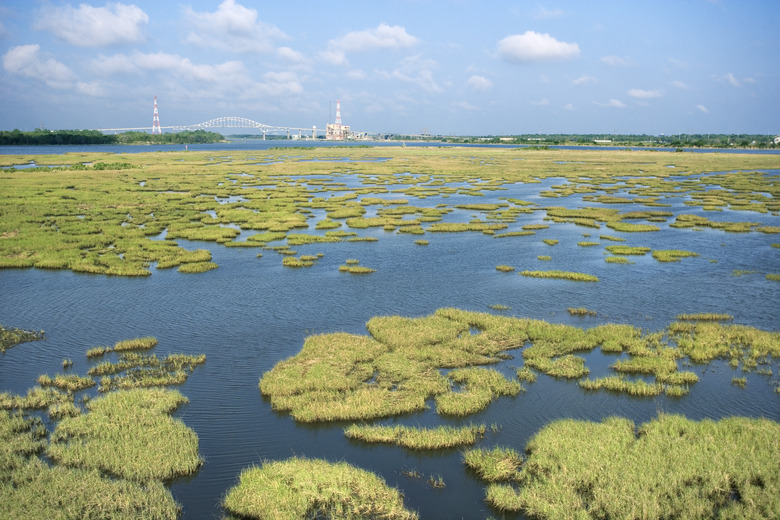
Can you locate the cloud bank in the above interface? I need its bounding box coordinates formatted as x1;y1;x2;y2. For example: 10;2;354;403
498;31;580;63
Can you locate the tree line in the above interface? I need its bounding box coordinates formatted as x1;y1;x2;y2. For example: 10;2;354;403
0;129;224;146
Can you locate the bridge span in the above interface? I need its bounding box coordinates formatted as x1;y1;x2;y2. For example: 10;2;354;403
98;116;326;139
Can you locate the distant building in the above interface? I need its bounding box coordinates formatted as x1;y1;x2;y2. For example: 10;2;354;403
326;100;351;140
774;135;780;145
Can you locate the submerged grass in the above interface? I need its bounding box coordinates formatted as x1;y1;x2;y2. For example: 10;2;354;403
0;325;45;353
223;457;418;520
480;414;780;519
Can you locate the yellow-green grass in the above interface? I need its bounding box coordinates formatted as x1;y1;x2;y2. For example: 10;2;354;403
47;388;202;481
605;245;651;255
113;337;158;352
493;230;535;238
177;261;218;273
339;264;376;274
463;446;522;482
767;273;780;281
652;249;699;262
605;255;631;263
85;346;111;358
579;376;665;396
676;313;733;321
37;374;95;393
344;423;486;449
577;241;600;247
282;256;314;268
3;147;780;278
481;414;780;519
606;222;661;232
435;367;523;416
414;239;429;245
223;457;418;520
495;265;515;272
90;352;205;392
567;307;596;316
0;386;70;411
537;255;552;261
0;410;180;519
515;366;537;383
520;270;599;282
0;325;45;353
542;239;558;245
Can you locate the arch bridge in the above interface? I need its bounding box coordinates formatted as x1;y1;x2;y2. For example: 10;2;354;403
98;117;319;139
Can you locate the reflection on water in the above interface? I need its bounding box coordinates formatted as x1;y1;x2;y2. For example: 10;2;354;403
1;160;778;519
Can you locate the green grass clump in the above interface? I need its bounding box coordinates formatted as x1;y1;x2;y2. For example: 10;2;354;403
0;325;45;353
542;239;558;246
47;388;202;481
524;354;589;379
652;249;699;262
282;256;314;268
481;415;780;519
766;273;780;281
344;423;485;449
414;239;429;245
567;307;596;316
676;313;733;321
579;375;664;396
223;457;418;520
177;261;218;273
463;446;522;482
339;264;376;274
520;270;599;282
515;367;537;383
606;222;661;232
537;255;552;261
435;367;523;416
113;337;158;352
495;265;515;272
37;374;95;393
605;245;651;255
85;346;112;358
605;256;630;263
577;241;600;247
0;410;180;519
731;377;747;388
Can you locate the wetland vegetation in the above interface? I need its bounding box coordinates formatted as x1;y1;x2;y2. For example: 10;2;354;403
1;145;778;519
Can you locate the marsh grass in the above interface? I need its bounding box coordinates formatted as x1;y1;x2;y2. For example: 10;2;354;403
676;313;733;321
113;337;158;352
223;457;418;520
1;409;180;518
177;261;218;273
344;423;486;449
605;245;651;255
37;373;95;393
495;265;515;272
537;255;552;261
463;446;522;482
567;307;596;316
0;325;45;353
520;270;599;282
480;414;780;519
652;249;699;262
579;375;664;396
47;388;202;481
435;368;523;416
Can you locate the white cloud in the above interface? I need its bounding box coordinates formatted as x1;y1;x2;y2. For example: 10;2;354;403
3;44;75;88
671;80;690;89
184;0;287;53
35;2;148;47
563;103;575;111
573;74;597;85
594;99;626;108
532;98;549;106
497;31;580;63
346;69;367;80
383;54;442;93
453;101;479;111
628;88;662;99
535;7;565;19
723;72;741;87
276;47;305;63
696;104;709;113
600;55;632;67
467;75;493;91
322;23;419;66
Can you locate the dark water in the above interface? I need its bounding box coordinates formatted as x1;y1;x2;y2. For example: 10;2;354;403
1;154;779;519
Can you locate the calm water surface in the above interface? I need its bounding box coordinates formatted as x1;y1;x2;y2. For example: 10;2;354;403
1;146;778;519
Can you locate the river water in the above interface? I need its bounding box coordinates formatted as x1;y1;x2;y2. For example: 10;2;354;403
1;143;778;519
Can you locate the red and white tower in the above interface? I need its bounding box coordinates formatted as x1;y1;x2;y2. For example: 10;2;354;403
152;96;161;134
334;99;342;126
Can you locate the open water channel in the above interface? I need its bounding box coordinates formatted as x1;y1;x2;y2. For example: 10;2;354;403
1;142;778;518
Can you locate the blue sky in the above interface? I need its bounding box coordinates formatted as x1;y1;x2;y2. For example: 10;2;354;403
1;0;778;135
